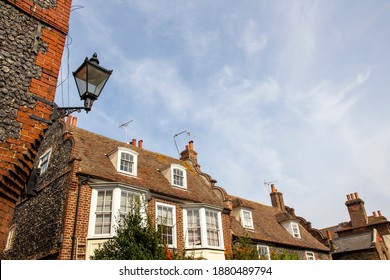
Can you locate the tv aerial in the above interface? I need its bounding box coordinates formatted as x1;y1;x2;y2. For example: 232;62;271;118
119;120;133;142
173;130;197;156
264;180;278;192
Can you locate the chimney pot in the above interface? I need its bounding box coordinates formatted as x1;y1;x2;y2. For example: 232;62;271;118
131;139;136;146
71;116;77;126
378;210;382;217
138;140;143;149
373;211;377;217
271;184;276;193
66;114;72;125
189;140;194;151
326;230;332;241
354;192;359;199
346;194;351;201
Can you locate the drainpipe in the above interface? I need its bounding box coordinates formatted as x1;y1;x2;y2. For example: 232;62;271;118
70;175;89;260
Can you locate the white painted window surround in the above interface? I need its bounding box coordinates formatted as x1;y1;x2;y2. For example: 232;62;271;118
183;205;224;250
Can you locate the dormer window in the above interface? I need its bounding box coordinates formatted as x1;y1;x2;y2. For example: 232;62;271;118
108;147;138;177
281;220;301;239
172;165;187;188
38;148;52;174
161;164;187;189
240;209;254;229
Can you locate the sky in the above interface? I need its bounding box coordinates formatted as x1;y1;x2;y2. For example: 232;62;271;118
56;0;390;229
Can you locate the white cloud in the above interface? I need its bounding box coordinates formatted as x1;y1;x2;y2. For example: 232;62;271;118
285;68;371;125
238;19;268;56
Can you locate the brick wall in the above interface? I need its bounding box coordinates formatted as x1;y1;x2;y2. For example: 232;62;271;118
0;0;71;256
4;121;73;259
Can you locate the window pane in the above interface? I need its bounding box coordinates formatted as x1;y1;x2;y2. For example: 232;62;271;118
120;152;134;173
187;209;201;246
205;210;220;246
173;168;184;186
242;210;252;228
157;205;174;246
94;190;112;234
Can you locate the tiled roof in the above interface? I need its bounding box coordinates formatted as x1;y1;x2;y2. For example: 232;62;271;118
321;215;389;236
230;196;330;252
68;126;225;208
332;231;374;253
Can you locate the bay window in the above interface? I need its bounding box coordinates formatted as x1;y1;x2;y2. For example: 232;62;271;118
88;184;147;238
183;205;224;250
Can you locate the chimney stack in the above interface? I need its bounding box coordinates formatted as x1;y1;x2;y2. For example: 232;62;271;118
270;184;285;212
180;140;198;163
345;192;368;228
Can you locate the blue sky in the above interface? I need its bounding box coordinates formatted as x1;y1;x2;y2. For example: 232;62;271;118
56;0;390;228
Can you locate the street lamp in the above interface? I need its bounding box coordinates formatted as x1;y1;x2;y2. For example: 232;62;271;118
53;53;113;119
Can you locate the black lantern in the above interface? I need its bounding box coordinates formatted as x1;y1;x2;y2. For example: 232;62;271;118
50;53;113;120
73;53;113;111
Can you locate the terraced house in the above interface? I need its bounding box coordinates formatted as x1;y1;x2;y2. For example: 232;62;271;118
5;116;335;260
229;185;331;260
4;117;232;260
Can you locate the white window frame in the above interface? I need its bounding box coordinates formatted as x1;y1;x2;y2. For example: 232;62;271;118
88;184;146;238
5;226;16;251
156;202;177;248
240;209;254;229
186;208;202;247
183;206;224;250
291;222;301;238
305;251;315;260
38;148;52;174
117;148;138;177
257;245;270;260
171;164;187;189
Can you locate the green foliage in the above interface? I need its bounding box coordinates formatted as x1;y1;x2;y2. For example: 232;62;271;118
91;201;165;260
230;236;259;260
270;250;299;260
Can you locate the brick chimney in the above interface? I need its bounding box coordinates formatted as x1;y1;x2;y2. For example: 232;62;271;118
345;192;368;228
180;140;198;163
270;184;285;212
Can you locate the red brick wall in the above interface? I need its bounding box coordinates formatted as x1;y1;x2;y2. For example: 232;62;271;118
0;0;72;255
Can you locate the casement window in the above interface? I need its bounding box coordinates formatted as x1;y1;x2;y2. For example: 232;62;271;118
38;148;52;174
156;203;176;248
88;184;146;238
257;245;270;260
171;165;187;189
118;149;138;176
183;206;224;249
282;221;301;239
5;226;16;251
241;209;254;229
305;251;315;260
291;222;301;238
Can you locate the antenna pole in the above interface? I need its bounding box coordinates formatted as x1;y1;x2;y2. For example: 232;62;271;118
119;120;133;142
173;130;187;156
